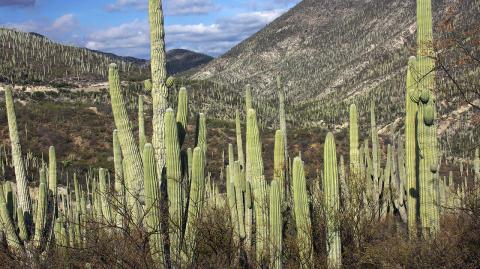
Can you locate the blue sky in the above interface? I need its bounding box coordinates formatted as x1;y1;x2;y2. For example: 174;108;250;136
0;0;300;59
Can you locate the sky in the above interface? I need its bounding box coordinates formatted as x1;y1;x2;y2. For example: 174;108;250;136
0;0;300;59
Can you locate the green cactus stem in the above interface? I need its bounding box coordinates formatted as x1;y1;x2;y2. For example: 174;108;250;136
269;180;282;269
324;132;342;268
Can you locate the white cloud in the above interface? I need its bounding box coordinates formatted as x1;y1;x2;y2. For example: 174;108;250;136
105;0;219;15
83;9;285;57
50;14;77;32
4;13;77;39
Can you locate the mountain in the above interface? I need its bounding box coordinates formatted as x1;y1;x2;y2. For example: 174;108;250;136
0;29;212;86
0;28;150;85
167;49;213;75
189;0;479;154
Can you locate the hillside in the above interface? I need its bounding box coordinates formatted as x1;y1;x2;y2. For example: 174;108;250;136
0;28;213;86
189;0;480;155
167;49;213;74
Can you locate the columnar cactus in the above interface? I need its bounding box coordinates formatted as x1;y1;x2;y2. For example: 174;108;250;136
277;76;288;165
33;168;47;247
149;0;169;175
4;86;31;216
416;0;440;235
143;143;165;266
233;161;246;239
292;156;313;268
99;168;113;223
269;180;282;269
405;56;418;237
235;110;245;168
323;132;342;268
0;185;21;251
165;108;183;264
349;104;360;179
138;95;147;153
113;130;125;228
370;102;380;215
183;147;205;265
48;146;57;197
195;113;207;155
245;84;253;113
246;108;268;263
274;130;285;201
108;63;143;222
176;87;188;146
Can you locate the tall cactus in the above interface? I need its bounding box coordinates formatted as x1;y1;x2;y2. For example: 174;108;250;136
165;108;183;265
183;147;205;265
4;86;31;216
48;146;57;197
149;0;169;175
349;104;360;179
113;130;125;228
416;0;440;235
0;182;21;251
269;180;282;269
277;76;288;164
99;168;113;223
108;63;143;222
143;143;165;266
274;130;286;201
235;110;245;168
292;156;313;268
33;168;47;247
246;108;268;263
405;56;418;237
138;95;147;153
324;132;342;268
370;101;380;215
176;87;188;146
195;113;207;155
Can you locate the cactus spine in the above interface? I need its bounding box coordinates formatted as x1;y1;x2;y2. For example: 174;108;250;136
149;0;169;175
324;132;342;268
4;86;31;216
405;56;418;237
143;143;165;266
292;156;313;268
269;180;282;269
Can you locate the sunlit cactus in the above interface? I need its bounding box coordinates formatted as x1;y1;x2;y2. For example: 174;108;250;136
143;143;165;266
292;156;313;268
269;180;282;269
323;132;342;268
165;108;183;265
4;86;31;216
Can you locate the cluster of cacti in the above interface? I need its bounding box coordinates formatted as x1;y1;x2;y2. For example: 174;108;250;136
1;0;477;267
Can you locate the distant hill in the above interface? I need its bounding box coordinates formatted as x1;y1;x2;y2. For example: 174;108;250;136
0;28;213;86
167;49;213;75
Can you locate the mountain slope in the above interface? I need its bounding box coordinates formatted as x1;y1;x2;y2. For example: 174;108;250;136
191;0;478;126
0;28;213;85
167;49;213;75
